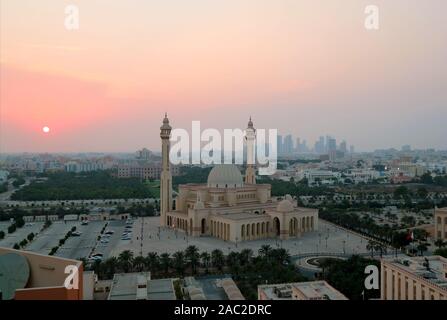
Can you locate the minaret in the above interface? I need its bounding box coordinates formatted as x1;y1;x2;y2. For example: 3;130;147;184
245;117;256;184
160;113;172;227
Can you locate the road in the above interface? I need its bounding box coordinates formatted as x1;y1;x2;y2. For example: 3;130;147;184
0;177;32;201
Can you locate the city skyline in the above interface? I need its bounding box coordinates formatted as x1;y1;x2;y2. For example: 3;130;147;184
1;0;446;153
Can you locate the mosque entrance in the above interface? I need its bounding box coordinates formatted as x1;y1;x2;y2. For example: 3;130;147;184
273;217;280;236
201;218;206;234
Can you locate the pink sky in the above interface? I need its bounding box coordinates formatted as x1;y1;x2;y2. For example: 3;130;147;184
1;0;446;152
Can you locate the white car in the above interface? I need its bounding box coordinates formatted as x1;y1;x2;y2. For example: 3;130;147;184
105;230;114;235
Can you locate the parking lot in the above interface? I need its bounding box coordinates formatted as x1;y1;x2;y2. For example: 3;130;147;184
27;221;79;255
56;220;126;260
0;221;44;248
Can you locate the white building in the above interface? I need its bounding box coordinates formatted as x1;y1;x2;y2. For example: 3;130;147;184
65;161;104;173
0;170;9;183
345;169;380;184
296;169;341;185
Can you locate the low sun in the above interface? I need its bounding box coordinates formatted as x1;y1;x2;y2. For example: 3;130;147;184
42;126;50;133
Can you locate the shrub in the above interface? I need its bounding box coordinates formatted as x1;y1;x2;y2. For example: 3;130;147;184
27;233;35;241
8;224;17;234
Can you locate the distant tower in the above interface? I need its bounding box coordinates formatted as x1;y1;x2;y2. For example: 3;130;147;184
160;113;172;227
245;117;256;184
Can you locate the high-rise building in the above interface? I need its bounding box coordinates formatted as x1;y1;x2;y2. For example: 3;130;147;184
339;140;347;153
277;135;283;155
314;136;325;154
283;135;293;155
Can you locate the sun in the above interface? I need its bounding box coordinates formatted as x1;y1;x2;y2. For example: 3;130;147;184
42;126;50;133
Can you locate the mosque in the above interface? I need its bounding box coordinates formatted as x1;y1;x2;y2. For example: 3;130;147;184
159;114;318;242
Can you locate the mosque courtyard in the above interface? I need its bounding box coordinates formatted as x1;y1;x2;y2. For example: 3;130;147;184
111;216;371;257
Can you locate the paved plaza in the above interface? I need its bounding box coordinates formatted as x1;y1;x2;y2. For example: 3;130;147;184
111;217;370;257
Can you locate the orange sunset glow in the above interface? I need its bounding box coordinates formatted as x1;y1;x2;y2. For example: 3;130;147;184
1;0;446;152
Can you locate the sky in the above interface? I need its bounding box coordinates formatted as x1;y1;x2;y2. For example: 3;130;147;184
0;0;446;153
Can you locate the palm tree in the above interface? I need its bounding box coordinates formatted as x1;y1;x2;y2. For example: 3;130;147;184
103;257;118;279
172;251;186;276
200;252;211;273
118;250;134;273
133;255;146;272
259;245;272;258
226;252;241;275
185;245;200;274
434;239;446;249
146;252;160;273
160;253;171;275
211;249;225;271
271;248;291;264
239;249;253;266
374;242;385;258
366;240;375;258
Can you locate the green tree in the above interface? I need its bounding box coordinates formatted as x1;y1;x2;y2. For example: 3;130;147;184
185;245;200;274
211;249;225;271
160;253;171;275
258;245;272;258
200;252;211;273
146;252;160;273
434;239;447;249
118;250;134;273
172;251;186;276
133;256;147;272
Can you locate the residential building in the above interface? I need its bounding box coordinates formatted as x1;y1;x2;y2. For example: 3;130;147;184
108;272;176;300
258;281;348;300
381;256;447;300
0;247;84;300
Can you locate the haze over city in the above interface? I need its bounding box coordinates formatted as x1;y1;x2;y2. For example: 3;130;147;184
1;0;446;153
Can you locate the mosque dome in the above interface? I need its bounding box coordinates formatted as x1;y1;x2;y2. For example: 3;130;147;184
207;164;243;188
276;199;294;213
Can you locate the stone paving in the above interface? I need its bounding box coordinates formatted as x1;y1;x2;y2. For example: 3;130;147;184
111;217;370;257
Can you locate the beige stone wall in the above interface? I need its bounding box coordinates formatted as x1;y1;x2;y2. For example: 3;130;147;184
381;260;447;300
0;247;83;300
435;208;447;241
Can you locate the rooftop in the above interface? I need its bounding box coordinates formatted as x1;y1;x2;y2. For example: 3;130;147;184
108;272;176;300
383;256;447;292
258;281;348;300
